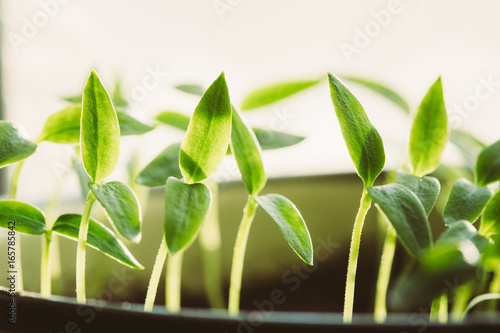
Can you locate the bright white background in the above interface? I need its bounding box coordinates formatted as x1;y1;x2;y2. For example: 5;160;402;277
2;0;500;203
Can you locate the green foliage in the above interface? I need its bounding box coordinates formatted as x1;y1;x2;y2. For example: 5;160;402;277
396;170;440;216
156;111;190;131
328;73;385;187
409;77;448;176
135;143;182;187
253;194;313;265
0;200;45;235
475;139;500;186
0;121;37;168
175;84;204;96
116;111;154;136
479;190;500;237
36;105;81;144
81;70;120;184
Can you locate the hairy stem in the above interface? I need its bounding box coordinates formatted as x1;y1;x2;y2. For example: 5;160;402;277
10;161;25;291
40;231;52;298
228;196;258;316
144;237;168;312
374;223;397;323
344;189;372;323
166;251;184;312
76;191;96;304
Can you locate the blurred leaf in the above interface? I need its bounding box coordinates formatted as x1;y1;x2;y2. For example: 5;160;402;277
475;139;500;186
0;200;45;235
436;220;488;253
409;77;448;176
180;72;232;183
443;178;492;226
342;76;410;113
479;190;500;238
240;78;322;110
0;121;37;168
482;235;500;271
52;214;143;269
368;184;432;258
117;111;154;136
91;181;142;243
254;194;313;265
328;73;385;187
252;128;305;150
135;143;182;187
156;111;190;131
175;84;204;96
231;107;267;196
81;70;120;184
63;95;82;104
36;105;81;144
164;177;212;254
112;80;129;108
396;169;440;216
449;129;485;172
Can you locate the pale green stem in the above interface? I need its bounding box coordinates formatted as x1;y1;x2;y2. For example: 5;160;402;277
451;281;473;322
40;231;52;298
76;191;96;304
488;270;500;311
166;251;184;312
343;189;372;323
228;196;259;316
199;182;225;308
9;160;24;200
144;237;169;312
10;161;25;292
374;223;397;323
430;294;448;323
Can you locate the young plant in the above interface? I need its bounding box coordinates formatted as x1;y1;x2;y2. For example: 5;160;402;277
327;73;385;323
144;72;231;312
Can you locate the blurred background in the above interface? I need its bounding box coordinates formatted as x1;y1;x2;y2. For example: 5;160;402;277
1;0;500;313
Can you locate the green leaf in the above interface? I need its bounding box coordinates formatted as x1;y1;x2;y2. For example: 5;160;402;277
368;184;432;258
156;111;190;131
253;194;313;265
117;111;154;136
342;76;410;113
0;200;45;235
482;235;500;271
479;190;500;238
443;178;492;227
241;78;322;111
396;169;440;216
36;105;81;144
231;107;267;196
436;220;488;253
112;80;129;108
81;70;120;184
175;84;204;96
180;72;232;183
52;214;143;269
0;121;37;168
409;77;448;176
328;73;385;187
164;177;212;254
135;143;182;187
63;95;82;103
91;181;142;243
475;139;500;186
449;129;485;172
252;128;305;150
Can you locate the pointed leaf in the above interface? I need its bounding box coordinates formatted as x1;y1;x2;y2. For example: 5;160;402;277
252;128;305;150
117;111;154;136
52;214;143;269
475;139;500;186
328;73;385;187
156;111;190;131
0;121;37;168
175;84;204;96
409;78;448;176
36;105;81;144
81;70;120;184
180;72;232;183
91;181;142;242
164;177;212;254
342;76;410;113
135;143;182;187
368;184;432;258
396;169;440;216
0;200;45;235
231;107;267;196
241;78;322;110
253;194;313;265
479;190;500;237
443;178;492;227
